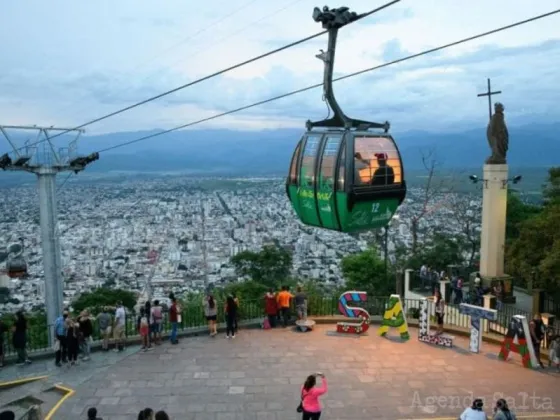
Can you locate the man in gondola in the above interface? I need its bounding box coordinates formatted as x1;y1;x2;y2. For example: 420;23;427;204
371;153;395;186
354;152;371;184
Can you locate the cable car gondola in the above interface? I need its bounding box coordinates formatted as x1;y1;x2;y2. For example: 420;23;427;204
286;6;406;233
7;238;27;278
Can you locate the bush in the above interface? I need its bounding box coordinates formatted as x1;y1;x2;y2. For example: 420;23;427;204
72;288;137;313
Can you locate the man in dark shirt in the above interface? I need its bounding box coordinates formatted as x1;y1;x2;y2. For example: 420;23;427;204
530;313;546;368
371;153;395;186
294;287;308;320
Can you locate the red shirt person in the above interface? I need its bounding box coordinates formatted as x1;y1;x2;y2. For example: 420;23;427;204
264;289;278;328
169;297;179;344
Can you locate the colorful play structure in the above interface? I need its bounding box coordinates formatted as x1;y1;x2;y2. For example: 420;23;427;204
336;291;370;334
418;298;454;347
459;303;497;353
498;314;539;368
378;294;410;340
332;290;541;370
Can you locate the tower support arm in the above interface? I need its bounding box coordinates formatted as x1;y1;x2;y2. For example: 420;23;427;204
307;6;390;131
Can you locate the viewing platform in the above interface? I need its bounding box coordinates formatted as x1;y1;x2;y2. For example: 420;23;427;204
1;324;558;419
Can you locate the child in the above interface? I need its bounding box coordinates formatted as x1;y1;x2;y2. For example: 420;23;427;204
549;335;560;371
138;308;150;351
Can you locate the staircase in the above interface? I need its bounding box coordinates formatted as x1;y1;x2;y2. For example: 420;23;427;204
0;377;71;419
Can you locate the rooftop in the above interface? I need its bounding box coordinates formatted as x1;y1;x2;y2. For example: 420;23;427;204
2;325;559;419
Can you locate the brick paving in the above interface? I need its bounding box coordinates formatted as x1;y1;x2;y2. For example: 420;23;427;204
53;325;560;419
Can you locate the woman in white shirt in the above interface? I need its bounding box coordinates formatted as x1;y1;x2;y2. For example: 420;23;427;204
460;399;487;420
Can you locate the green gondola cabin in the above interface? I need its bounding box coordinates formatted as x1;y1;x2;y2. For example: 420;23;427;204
285;5;406;233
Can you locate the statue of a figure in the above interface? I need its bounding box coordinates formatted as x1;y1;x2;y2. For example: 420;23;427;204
486;102;509;164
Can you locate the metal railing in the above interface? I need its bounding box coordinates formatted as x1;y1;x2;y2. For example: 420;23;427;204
0;295;552;359
408;272;435;296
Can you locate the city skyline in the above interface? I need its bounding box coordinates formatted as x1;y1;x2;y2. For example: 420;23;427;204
0;177;474;314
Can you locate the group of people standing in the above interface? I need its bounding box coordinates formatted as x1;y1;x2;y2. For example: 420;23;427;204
203;293;239;338
54;309;95;366
264;285;307;328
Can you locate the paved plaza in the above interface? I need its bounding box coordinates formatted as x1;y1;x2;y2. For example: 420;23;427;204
3;325;560;419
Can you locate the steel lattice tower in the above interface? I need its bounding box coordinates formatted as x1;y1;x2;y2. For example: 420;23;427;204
0;125;98;345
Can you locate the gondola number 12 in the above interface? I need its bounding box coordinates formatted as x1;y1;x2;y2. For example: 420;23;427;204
371;203;380;213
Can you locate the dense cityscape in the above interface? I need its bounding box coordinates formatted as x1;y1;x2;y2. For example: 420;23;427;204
0;175;480;314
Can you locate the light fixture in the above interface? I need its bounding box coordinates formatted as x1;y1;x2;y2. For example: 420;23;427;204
512;175;522;184
469;175;479;183
0;153;12;170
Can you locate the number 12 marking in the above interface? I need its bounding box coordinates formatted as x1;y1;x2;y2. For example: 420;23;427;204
371;203;380;213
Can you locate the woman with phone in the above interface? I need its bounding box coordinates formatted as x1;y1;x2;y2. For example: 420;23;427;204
299;372;327;419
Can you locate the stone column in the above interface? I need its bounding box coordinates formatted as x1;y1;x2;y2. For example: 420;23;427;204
404;269;413;299
479;164;508;278
439;279;450;303
483;294;496;333
531;289;543;316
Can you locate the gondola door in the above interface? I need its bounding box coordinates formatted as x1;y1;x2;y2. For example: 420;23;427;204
297;133;323;227
316;134;342;230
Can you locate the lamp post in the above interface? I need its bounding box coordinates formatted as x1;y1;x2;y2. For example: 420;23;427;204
384;226;388;282
384;215;399;283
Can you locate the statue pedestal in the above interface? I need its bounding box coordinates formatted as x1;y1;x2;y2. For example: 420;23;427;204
480;164;508;278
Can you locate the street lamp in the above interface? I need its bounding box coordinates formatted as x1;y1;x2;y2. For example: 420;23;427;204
384;215;399;283
468;174;522;188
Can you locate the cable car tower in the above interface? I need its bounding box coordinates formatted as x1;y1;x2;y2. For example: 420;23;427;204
0;124;98;345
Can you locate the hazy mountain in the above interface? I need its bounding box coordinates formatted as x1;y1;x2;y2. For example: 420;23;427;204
80;122;559;173
0;123;557;183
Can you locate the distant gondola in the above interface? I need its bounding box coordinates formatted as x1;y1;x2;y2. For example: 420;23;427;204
7;239;27;278
286;6;406;233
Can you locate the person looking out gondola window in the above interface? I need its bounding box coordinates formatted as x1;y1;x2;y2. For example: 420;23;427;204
371;153;394;186
354;153;370;184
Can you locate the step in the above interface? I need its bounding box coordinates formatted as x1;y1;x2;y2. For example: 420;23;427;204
0;379;49;407
0;379;68;419
36;387;68;418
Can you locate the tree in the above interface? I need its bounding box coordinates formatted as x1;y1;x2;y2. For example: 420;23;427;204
230;245;292;288
543;167;560;206
72;288;137;313
403;149;454;256
340;248;394;296
414;232;466;269
447;194;481;267
506;190;541;241
506;204;560;291
506;167;560;294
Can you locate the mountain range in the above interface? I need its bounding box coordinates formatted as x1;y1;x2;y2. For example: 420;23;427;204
0;122;558;184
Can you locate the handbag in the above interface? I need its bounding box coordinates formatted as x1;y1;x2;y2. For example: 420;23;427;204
263;317;271;330
296;389;304;413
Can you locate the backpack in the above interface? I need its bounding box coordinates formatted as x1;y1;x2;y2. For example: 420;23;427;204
152;307;162;323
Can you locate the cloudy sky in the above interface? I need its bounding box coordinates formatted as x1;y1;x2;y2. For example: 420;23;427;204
1;0;559;136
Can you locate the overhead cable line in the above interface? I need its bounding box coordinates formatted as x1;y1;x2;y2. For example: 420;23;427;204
45;0;264;124
20;0;400;151
94;8;560;155
136;0;306;86
56;173;73;193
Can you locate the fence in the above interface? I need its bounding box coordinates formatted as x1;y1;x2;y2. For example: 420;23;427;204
1;295;552;359
408;272;433;297
543;294;560;318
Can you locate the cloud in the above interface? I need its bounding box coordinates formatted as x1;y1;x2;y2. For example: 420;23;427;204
0;0;559;137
